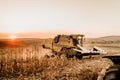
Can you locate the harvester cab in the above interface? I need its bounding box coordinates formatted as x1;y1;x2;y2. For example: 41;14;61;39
51;34;84;52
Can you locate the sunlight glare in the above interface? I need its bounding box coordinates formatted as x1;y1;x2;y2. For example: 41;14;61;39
9;35;17;40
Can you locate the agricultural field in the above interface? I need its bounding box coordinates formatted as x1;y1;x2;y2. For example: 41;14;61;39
0;36;120;80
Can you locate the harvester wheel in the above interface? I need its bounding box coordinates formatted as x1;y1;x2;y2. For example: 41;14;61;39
59;47;68;58
76;52;82;59
103;65;120;80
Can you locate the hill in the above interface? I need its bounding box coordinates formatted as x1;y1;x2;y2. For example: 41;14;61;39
86;36;120;44
96;36;120;41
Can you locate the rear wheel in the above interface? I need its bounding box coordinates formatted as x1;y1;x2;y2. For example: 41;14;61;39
59;47;76;59
103;65;120;80
59;47;67;59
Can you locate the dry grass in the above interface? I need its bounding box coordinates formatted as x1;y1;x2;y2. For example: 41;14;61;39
0;38;119;80
0;56;113;80
0;46;113;80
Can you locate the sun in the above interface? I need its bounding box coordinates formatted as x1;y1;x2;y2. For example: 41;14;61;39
9;35;17;40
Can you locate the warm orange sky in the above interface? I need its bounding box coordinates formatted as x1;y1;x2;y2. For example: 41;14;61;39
0;0;120;37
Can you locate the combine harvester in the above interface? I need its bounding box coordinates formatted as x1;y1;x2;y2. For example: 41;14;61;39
43;34;107;59
43;34;120;80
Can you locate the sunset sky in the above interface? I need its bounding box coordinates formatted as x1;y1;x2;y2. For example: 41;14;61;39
0;0;120;38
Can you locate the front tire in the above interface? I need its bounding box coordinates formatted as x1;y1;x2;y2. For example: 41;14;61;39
103;65;120;80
